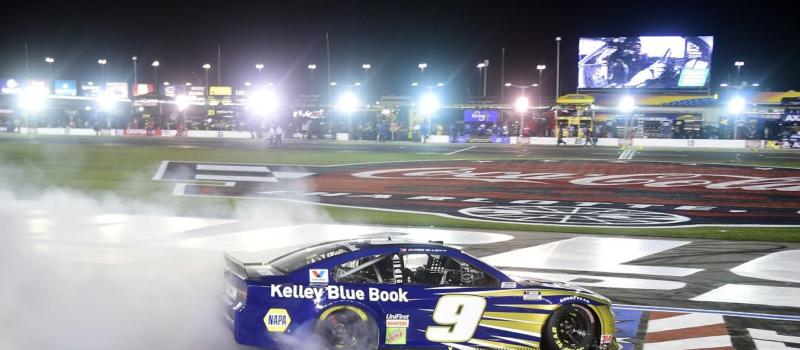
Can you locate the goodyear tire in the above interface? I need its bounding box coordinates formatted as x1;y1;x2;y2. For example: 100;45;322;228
315;307;379;350
542;304;597;350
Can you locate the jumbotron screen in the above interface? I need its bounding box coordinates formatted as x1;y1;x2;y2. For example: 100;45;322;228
578;36;714;90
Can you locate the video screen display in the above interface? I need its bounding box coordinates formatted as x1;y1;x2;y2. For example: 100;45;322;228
578;36;713;90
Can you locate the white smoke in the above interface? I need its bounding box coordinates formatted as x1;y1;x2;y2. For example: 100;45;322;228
0;168;334;349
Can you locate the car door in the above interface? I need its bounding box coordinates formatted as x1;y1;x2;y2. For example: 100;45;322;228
379;252;503;349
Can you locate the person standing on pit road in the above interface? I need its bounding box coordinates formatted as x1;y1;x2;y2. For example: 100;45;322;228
420;120;430;143
274;125;284;146
557;128;567;146
266;127;275;146
449;123;457;143
378;119;388;142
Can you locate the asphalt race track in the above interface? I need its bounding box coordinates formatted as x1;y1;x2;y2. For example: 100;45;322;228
3;135;800;349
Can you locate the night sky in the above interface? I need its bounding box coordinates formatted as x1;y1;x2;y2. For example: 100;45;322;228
0;0;797;102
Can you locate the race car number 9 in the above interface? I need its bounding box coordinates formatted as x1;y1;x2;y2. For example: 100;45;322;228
425;295;487;343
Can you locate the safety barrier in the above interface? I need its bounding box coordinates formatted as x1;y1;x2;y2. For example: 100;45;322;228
9;128;785;149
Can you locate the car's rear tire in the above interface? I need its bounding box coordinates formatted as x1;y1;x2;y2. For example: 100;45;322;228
315;307;378;350
542;304;597;350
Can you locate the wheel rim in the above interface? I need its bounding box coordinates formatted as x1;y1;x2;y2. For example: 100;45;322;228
321;310;369;348
555;308;591;347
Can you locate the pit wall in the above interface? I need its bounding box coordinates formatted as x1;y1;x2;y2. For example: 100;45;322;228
11;127;782;149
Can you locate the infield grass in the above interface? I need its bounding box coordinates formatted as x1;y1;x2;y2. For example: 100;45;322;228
2;134;799;242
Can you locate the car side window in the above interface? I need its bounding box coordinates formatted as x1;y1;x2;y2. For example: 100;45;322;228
401;253;498;287
333;254;396;284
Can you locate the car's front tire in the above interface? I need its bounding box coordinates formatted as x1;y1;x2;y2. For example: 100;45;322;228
542;304;597;350
315;307;378;350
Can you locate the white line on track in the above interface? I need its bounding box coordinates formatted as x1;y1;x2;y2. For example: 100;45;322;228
638;154;689;157
445;146;476;155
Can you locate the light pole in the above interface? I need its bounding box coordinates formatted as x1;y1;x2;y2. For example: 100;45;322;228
202;63;211;108
619;96;636;140
477;62;485;97
45;57;55;83
506;83;536;136
255;63;264;84
132;56;138;87
555;36;561;100
308;64;317;93
514;96;529;137
361;63;371;80
536;64;546;105
729;96;746;140
97;58;107;85
418;63;427;82
734;61;744;86
476;60;489;96
362;63;371;101
151;60;160;93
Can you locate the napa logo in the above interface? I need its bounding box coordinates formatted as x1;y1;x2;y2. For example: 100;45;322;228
263;308;291;332
309;269;329;284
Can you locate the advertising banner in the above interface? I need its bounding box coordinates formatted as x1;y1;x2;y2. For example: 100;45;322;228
578;36;714;90
133;84;154;96
106;82;129;99
54;80;77;96
782;109;800;123
463;109;500;123
209;86;232;96
162;85;177;98
81;83;101;97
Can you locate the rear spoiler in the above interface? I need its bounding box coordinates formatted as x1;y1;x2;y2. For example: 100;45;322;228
224;253;281;280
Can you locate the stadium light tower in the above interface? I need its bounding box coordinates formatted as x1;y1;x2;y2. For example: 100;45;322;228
734;61;745;86
729;96;746;140
537;64;546;105
555;36;562;100
45;57;55;82
151;60;160;93
255;63;264;83
418;63;427;81
132;56;138;87
97;58;107;84
307;64;317;93
476;60;489;96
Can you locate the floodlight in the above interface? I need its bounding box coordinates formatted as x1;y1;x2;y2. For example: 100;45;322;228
18;86;48;112
728;96;746;114
618;96;636;114
175;95;191;111
248;89;279;116
97;91;116;112
337;92;358;113
419;93;439;115
515;96;529;113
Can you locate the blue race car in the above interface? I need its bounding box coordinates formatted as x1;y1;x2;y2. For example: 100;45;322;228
223;239;617;350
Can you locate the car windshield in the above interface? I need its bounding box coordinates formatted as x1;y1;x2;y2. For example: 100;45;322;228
269;241;360;273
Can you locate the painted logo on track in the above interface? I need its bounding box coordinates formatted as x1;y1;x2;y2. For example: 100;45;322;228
152;160;800;227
